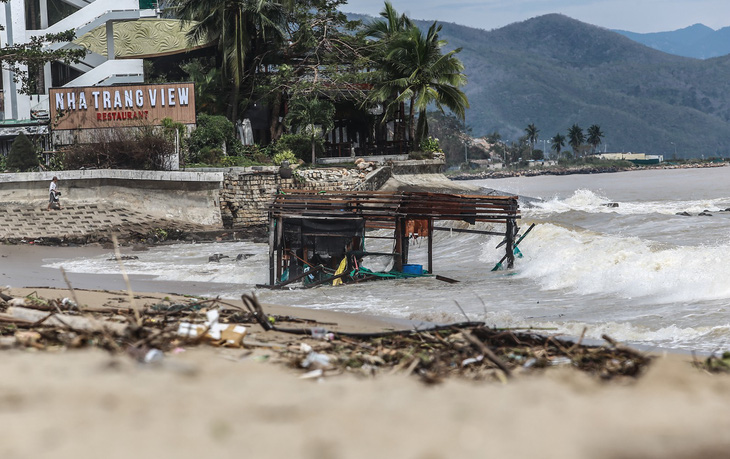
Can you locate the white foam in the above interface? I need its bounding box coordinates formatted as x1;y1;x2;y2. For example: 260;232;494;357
508;223;730;304
530;189;730;217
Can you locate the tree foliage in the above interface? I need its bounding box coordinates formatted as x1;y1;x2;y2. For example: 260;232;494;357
6;132;39;171
285;96;335;164
0;0;86;95
366;3;469;146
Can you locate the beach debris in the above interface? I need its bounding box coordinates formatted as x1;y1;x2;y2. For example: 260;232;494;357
240;294;652;383
177;310;247;347
603;203;619;208
693;351;730;374
0;290;653;385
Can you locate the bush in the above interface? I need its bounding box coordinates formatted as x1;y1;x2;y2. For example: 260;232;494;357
275;133;322;163
188;114;238;163
63;128;174;170
272;149;297;166
419;136;443;153
7;132;40;171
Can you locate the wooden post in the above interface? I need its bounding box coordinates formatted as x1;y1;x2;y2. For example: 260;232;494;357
506;218;516;269
276;217;284;281
394;218;403;271
427;218;433;274
268;216;276;285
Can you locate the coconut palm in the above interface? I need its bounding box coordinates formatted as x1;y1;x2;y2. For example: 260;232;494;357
551;133;566;158
567;124;584;156
525;123;539;153
285;96;335;164
174;0;287;122
376;22;469;146
364;1;413;41
587;124;604;154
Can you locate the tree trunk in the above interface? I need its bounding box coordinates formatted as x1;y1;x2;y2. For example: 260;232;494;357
408;96;416;144
415;109;428;147
311;138;316;165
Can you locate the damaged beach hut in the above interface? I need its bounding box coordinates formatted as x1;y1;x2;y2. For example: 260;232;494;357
265;190;521;288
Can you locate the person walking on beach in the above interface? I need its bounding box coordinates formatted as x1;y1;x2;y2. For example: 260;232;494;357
47;176;62;210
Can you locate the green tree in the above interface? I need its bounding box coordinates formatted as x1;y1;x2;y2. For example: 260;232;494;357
367;3;469;146
285;96;335;164
393;23;469;145
174;0;287;122
6;132;39;171
587;124;604;154
567;124;584;155
525;123;539;154
0;0;86;94
364;1;413;41
551;133;566;158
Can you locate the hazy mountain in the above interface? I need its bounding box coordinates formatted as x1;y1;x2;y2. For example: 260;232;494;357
348;12;730;157
615;24;730;60
425;14;730;157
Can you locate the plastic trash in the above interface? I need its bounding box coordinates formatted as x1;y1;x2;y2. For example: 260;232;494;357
310;327;334;340
301;352;331;369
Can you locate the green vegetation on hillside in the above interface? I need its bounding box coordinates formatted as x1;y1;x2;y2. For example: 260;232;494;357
421;14;730;158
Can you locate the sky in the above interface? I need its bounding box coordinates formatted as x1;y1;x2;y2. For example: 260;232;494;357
341;0;730;33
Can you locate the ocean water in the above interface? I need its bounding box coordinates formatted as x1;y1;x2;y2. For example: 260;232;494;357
39;166;730;353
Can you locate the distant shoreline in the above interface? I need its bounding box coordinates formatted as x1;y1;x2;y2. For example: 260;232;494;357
448;161;728;181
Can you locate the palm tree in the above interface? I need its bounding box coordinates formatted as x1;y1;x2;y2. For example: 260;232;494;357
381;22;469;146
525;123;539;153
587;124;604;154
285;96;335;164
364;1;413;41
567;124;584;156
551;133;566;158
174;0;287;122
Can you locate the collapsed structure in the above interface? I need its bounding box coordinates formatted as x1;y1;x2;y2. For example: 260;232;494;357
265;190;521;288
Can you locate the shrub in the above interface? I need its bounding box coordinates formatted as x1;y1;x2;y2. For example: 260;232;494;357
7;132;40;171
275;133;322;163
419;136;443;153
62;128;174;170
272;149;297;166
188;114;238;163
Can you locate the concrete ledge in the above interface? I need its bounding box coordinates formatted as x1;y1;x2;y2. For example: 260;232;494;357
0;170;223;226
0;170;223;183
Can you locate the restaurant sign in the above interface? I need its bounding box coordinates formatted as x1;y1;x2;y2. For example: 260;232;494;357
49;82;196;130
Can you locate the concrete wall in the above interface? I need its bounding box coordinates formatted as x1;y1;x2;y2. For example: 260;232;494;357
0;170;223;225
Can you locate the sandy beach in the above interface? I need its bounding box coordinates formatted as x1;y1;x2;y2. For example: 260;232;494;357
2;284;730;459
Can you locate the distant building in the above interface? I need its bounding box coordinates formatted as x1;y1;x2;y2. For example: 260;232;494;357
596;153;664;165
0;0;207;157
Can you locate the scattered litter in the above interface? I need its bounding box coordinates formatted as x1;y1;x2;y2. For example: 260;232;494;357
300;369;324;380
177;310;247;347
301;352;331;369
310;327;334;340
461;355;484;367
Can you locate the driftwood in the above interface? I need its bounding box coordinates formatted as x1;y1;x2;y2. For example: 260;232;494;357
7;307;128;336
0;290;654;384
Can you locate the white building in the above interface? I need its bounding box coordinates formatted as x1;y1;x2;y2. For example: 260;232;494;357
0;0;156;123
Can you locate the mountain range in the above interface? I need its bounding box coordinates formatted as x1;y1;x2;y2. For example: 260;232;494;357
350;13;730;158
614;24;730;60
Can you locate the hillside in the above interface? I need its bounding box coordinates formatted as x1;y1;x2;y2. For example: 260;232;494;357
426;14;730;157
615;24;730;60
348;12;730;158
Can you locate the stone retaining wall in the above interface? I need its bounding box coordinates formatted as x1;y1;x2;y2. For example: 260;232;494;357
219;166;367;228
